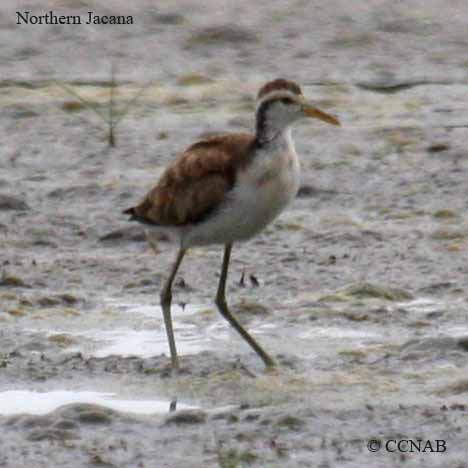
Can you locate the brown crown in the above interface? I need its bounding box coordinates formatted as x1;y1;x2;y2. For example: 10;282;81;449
257;79;302;100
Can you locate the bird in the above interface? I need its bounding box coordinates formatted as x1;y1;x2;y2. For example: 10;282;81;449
124;78;340;370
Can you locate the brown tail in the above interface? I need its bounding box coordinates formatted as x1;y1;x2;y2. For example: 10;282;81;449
123;206;158;225
123;207;137;220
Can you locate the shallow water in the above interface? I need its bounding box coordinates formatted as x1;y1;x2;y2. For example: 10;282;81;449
77;326;211;358
0;390;194;416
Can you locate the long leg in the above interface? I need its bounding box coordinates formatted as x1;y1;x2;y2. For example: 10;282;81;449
160;248;186;369
215;243;276;368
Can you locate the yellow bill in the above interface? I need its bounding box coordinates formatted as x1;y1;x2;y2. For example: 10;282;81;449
302;103;340;126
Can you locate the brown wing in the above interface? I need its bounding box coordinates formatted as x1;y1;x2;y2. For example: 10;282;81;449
124;133;256;226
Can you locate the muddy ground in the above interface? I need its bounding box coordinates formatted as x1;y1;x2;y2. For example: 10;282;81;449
1;1;468;467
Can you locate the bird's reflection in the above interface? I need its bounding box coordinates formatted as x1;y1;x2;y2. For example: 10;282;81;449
169;397;177;412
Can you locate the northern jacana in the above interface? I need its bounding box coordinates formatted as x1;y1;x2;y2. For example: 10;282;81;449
124;78;340;369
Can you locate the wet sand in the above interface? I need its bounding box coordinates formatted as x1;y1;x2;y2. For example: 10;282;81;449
2;1;468;467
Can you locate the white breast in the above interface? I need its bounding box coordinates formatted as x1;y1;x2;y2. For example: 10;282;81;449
182;130;300;248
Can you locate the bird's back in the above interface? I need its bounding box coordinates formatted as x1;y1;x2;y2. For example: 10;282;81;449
124;133;256;227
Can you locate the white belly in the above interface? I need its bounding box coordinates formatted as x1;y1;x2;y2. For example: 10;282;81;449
182;142;300;248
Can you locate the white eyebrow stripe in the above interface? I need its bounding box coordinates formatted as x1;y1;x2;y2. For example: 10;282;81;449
256;89;300;109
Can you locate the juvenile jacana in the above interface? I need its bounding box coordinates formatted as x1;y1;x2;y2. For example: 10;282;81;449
124;78;340;369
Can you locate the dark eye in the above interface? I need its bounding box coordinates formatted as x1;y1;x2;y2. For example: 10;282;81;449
280;98;293;105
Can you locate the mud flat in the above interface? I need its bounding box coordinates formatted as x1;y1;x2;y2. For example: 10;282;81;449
2;0;468;466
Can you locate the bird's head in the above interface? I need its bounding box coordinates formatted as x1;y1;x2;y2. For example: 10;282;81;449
255;78;340;143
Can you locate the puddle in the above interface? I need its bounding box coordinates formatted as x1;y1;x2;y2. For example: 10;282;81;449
47;300;280;359
103;301;210;319
81;328;212;358
0;390;196;416
43;325;212;359
43;302;221;358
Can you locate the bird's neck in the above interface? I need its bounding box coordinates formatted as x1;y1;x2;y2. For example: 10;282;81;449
254;132;295;171
255;115;291;147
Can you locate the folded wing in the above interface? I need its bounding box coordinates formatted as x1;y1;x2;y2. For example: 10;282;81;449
124;133;255;226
